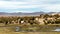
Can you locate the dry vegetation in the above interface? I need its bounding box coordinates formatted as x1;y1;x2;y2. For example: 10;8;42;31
0;14;60;25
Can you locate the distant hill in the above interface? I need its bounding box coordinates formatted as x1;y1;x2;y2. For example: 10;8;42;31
0;12;59;16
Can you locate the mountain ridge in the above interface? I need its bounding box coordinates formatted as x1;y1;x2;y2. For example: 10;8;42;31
0;12;59;16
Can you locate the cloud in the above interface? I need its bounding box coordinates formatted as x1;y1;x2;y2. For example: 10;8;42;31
0;0;60;13
43;5;60;12
0;1;41;9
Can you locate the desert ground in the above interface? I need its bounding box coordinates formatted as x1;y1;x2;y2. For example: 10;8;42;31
0;27;60;34
0;25;60;34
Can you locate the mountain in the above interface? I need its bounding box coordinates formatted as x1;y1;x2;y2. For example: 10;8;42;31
0;12;59;16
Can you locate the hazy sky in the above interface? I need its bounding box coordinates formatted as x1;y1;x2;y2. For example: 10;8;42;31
0;0;60;13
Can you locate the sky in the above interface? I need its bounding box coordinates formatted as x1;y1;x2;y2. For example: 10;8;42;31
0;0;60;13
